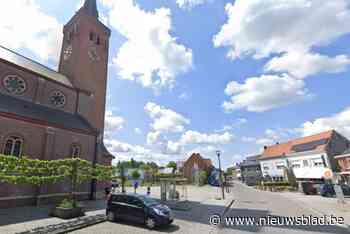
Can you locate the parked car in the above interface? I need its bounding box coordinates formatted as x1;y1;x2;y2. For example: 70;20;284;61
106;193;173;229
320;184;350;197
301;182;317;195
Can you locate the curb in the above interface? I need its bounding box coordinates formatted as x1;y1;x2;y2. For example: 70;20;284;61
16;214;106;234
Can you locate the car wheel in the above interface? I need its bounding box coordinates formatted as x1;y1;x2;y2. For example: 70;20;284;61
107;211;115;222
146;217;156;229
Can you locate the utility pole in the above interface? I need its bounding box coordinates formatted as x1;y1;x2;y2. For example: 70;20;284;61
216;150;225;200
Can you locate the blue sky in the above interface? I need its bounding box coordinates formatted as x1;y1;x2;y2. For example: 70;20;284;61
1;0;350;169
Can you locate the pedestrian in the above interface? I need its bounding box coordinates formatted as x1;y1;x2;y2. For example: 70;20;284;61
105;187;111;199
147;186;151;196
134;181;138;194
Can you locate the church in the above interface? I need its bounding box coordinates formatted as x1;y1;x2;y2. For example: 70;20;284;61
0;0;114;208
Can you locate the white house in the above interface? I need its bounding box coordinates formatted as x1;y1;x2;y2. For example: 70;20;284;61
260;157;288;180
259;130;350;182
287;150;328;180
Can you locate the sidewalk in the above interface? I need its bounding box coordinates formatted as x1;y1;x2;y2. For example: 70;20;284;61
280;191;350;226
0;185;231;234
0;200;106;234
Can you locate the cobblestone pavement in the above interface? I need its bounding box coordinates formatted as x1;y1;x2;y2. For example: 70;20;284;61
74;183;350;234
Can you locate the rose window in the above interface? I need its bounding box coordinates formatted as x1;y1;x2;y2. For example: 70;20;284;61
2;75;27;95
50;90;66;107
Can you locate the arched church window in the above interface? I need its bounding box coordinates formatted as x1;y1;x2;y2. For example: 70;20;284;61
71;145;81;158
3;136;23;157
50;90;66;108
2;75;27;95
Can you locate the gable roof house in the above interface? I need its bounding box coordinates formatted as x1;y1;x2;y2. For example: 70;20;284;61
183;153;214;182
240;155;262;186
258;130;350;181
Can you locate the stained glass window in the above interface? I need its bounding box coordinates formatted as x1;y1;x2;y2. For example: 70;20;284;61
2;75;27;95
50;90;66;107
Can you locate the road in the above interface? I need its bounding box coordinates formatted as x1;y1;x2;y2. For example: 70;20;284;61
72;182;350;234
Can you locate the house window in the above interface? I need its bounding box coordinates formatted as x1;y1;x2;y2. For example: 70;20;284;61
276;165;285;170
96;36;100;45
71;145;81;158
3;136;23;157
263;166;269;171
303;160;309;167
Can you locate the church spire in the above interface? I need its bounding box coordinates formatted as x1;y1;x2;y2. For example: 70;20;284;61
83;0;98;18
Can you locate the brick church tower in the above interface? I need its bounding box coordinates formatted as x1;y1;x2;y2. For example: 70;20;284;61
58;0;111;134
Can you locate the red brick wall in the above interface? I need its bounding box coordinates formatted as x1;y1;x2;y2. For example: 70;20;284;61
183;154;212;181
59;10;110;131
0;116;97;201
0;61;78;114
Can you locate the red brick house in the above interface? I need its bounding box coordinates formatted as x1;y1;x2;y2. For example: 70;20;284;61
0;0;114;208
183;153;214;182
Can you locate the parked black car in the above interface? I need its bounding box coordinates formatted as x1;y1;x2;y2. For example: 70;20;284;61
106;193;173;229
320;184;350;197
301;182;317;195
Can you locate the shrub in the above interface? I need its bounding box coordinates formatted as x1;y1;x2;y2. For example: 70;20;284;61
198;170;208;186
58;199;77;209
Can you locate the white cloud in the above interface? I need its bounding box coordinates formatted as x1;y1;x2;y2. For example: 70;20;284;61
180;130;234;145
162;141;183;155
179;92;190;100
214;0;350;60
104;111;125;138
186;145;217;156
146;131;164;145
217;118;247;132
255;138;275;146
105;139;179;165
0;0;62;62
105;139;150;154
297;107;350;139
265;52;350;79
145;102;190;133
102;0;193;91
176;0;212;10
134;128;142;135
241;136;256;143
223;74;312;112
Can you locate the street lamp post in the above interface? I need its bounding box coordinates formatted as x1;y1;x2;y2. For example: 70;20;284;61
216;150;225;200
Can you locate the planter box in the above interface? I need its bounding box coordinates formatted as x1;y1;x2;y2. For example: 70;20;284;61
50;207;85;219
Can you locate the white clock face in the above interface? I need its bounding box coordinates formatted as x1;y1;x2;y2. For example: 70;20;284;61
63;45;73;60
88;46;100;61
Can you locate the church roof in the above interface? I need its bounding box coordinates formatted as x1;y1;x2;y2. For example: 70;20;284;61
0;94;95;134
0;45;73;88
